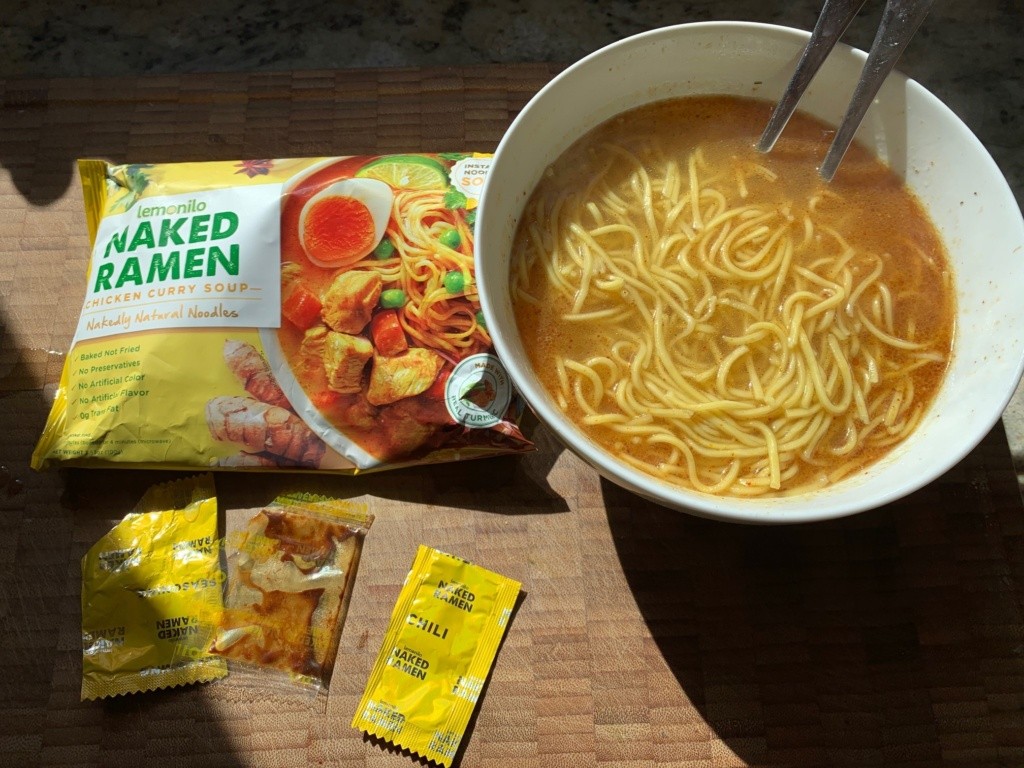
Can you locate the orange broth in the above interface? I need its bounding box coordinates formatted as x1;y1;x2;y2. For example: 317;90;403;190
512;96;956;496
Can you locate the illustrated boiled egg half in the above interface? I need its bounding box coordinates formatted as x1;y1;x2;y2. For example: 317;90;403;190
298;178;394;268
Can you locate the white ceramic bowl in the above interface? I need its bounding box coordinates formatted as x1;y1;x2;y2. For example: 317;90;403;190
476;21;1024;524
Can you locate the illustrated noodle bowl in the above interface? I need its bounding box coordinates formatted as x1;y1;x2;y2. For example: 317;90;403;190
277;158;491;461
511;96;956;497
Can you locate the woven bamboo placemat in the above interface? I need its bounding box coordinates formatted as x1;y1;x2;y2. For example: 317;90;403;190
1;67;1022;768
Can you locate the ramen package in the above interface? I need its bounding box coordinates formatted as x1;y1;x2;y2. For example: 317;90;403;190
80;474;226;700
209;494;372;690
352;545;521;767
32;155;532;473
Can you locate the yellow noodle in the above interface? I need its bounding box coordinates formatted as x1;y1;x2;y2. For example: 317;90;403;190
512;124;952;498
377;189;489;358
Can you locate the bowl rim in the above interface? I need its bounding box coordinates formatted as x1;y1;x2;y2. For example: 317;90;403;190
477;20;1024;524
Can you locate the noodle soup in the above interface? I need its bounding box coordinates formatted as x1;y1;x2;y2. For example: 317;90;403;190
273;154;513;463
511;96;955;497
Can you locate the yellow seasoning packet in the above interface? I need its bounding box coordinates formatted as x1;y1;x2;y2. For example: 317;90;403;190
80;474;226;700
352;545;521;767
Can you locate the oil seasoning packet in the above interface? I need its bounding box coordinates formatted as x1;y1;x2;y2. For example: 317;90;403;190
352;545;521;767
32;155;532;474
80;474;226;700
209;493;372;692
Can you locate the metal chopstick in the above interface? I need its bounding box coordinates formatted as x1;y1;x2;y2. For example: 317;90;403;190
758;0;868;154
759;0;935;182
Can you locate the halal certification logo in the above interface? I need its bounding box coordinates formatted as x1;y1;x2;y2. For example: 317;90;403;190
445;353;513;429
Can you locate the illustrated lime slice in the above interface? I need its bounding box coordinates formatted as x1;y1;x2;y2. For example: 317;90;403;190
355;155;449;190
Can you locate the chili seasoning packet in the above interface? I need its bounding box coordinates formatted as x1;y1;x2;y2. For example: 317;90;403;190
32;155;532;474
352;545;521;767
80;474;226;700
209;493;372;691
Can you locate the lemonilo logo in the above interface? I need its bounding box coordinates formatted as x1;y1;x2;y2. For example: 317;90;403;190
137;198;208;218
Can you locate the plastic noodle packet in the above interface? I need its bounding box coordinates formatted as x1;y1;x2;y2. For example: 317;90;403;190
81;474;226;700
32;154;533;474
209;493;373;691
352;545;521;767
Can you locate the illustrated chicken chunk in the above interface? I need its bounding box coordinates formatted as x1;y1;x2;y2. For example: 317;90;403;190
323;331;373;393
321;271;381;333
301;324;328;355
339;394;379;430
367;347;445;406
289;324;329;383
377;402;438;457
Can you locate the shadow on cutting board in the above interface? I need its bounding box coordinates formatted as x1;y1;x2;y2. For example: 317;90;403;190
0;346;251;766
602;448;1023;766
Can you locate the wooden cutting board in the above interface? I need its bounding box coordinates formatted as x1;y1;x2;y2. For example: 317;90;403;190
1;66;1022;768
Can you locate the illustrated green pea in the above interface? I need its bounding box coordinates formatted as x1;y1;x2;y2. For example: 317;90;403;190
373;237;395;259
475;310;487;330
439;228;461;250
443;271;466;294
380;288;407;308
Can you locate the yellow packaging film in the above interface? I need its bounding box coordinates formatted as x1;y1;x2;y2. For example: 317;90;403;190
80;474;226;700
352;545;521;767
32;156;532;474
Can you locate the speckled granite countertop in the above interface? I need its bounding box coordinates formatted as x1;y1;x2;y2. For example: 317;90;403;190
4;0;1024;488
